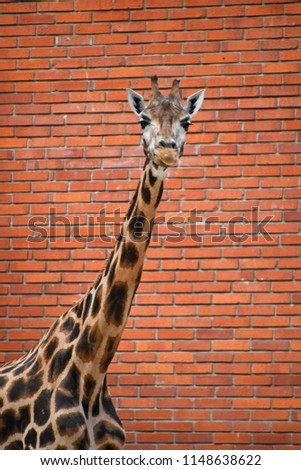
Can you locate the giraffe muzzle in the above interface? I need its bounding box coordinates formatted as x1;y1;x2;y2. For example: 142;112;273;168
153;147;179;167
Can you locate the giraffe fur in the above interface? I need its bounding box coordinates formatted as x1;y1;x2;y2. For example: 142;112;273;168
0;77;205;449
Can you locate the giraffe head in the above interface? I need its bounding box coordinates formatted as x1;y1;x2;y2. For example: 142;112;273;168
127;76;205;168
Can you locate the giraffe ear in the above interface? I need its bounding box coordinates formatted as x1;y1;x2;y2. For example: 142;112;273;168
127;89;146;116
185;89;205;118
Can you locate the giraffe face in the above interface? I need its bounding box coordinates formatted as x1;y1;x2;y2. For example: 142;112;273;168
127;77;205;168
139;100;188;168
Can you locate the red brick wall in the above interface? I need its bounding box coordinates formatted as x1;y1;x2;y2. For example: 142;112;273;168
1;0;301;449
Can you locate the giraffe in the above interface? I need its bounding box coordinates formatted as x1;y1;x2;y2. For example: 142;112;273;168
0;76;205;450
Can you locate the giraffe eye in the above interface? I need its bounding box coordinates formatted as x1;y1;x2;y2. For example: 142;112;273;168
139;115;151;130
140;120;150;130
180;119;191;132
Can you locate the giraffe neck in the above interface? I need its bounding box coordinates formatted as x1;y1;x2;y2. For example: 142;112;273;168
100;158;167;317
69;158;167;375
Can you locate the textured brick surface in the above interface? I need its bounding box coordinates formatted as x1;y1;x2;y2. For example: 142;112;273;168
0;0;301;449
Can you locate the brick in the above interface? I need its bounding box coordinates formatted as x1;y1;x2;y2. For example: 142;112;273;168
137;364;173;375
77;0;143;9
246;5;284;16
214;433;250;444
202;52;239;64
264;63;300;74
224;63;263;75
214;340;249;350
130;32;166;45
252;410;289;421
284;26;301;38
56;12;92;23
38;24;73;35
225;16;263;28
253;434;290;444
264;15;301;28
1;25;36;36
112;21;145;33
187;19;223;30
19;14;55;25
168;31;205;43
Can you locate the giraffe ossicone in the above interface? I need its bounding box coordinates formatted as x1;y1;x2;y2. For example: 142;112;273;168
0;77;205;450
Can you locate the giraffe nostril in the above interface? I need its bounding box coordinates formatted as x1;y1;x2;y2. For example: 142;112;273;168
159;140;177;149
